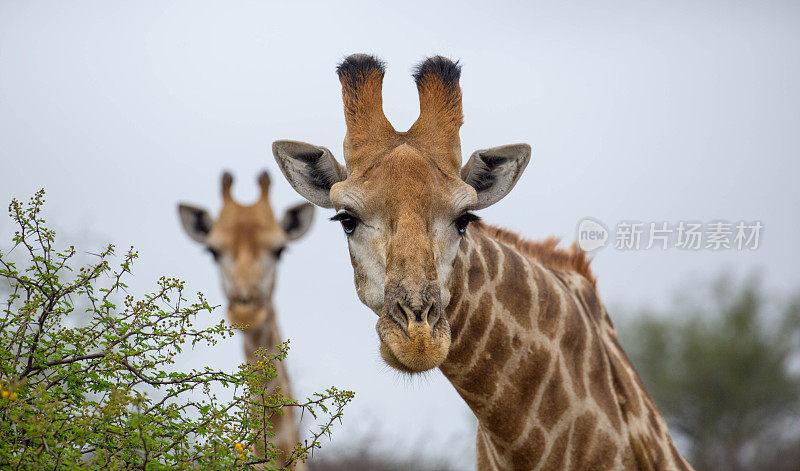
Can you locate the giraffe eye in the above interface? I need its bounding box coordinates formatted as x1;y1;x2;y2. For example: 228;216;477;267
206;247;220;261
454;212;481;235
330;212;359;235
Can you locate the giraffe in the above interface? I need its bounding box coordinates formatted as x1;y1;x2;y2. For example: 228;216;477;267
178;171;314;470
271;54;694;470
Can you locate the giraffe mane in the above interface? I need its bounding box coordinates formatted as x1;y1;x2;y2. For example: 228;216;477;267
472;221;597;287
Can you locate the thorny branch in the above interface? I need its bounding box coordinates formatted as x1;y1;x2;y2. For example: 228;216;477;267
0;191;354;469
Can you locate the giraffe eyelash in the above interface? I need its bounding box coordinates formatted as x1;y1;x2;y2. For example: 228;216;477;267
331;211;360;235
457;212;481;223
455;212;480;235
329;212;356;222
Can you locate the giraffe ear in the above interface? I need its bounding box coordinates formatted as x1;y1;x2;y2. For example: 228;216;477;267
460;144;531;210
281;202;315;241
178;204;213;243
272;140;347;209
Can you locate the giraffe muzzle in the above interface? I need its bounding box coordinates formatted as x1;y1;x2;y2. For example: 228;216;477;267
227;298;269;329
376;285;451;373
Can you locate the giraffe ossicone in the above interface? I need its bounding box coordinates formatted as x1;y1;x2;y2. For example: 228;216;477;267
273;54;693;470
178;171;313;470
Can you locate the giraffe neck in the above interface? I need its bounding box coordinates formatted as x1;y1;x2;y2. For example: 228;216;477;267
242;303;306;470
439;228;692;470
242;303;284;364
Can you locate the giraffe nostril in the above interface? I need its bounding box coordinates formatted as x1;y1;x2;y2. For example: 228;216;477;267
416;304;429;323
390;302;410;332
424;302;440;326
396;301;438;326
396;301;409;322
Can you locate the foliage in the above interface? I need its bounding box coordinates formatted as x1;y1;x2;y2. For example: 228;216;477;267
620;275;800;471
0;190;354;470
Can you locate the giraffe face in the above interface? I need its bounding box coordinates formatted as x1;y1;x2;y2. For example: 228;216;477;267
179;172;314;328
328;145;479;372
273;54;530;373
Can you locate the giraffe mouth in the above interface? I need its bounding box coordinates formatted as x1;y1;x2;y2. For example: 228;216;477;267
379;343;415;373
226;302;269;329
376;314;452;373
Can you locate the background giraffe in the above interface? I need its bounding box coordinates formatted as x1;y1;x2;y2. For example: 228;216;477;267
178;171;314;469
272;54;694;469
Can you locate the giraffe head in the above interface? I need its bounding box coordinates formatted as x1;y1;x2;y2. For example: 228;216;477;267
178;171;315;328
274;54;530;373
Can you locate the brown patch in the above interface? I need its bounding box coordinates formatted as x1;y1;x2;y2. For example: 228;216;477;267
477;233;499;279
496;245;533;328
606;332;664;420
467;249;485;293
582;286;604;324
475;429;493;470
654;442;666;468
446;254;466;309
630;434;657;471
542;426;570;470
621;444;639;470
484;343;551;440
533;266;561;340
444;247;469;334
584;430;618;470
444;292;492;367
648;409;662;435
486;319;513;366
448;299;471;341
473;221;596;287
512;334;522;349
607;331;659;412
559;298;588;398
587;335;623;431
510;426;546;469
569;411;598;468
537;360;570;431
607;351;643;417
459;319;512;397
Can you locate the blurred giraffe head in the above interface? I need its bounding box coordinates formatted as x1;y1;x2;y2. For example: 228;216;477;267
273;55;530;372
178;171;315;327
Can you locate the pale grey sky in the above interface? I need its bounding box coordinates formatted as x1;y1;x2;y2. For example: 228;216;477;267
2;1;798;467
